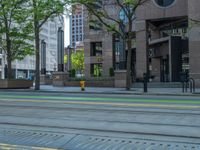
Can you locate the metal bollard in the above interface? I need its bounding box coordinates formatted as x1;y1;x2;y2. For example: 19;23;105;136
143;73;148;93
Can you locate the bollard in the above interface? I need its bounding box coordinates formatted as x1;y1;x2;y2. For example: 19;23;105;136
143;73;148;93
80;80;85;91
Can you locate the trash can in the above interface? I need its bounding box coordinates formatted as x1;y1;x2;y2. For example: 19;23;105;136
80;81;85;91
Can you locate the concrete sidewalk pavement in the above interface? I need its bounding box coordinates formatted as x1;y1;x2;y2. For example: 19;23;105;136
36;85;200;96
1;85;200;96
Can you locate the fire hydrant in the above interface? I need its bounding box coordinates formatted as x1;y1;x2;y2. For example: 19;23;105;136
80;80;85;91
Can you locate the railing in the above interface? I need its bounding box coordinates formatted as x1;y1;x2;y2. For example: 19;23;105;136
182;78;195;93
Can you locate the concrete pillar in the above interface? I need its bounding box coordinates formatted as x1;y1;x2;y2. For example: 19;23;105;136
84;39;91;78
136;21;148;79
102;33;113;77
27;70;30;78
188;0;200;86
57;27;64;72
41;40;46;75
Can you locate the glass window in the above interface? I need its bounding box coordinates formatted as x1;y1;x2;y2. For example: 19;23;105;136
154;0;175;7
91;63;102;77
90;42;102;56
119;9;128;23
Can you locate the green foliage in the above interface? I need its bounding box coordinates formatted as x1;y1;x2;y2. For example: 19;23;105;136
0;0;34;61
64;54;68;64
69;69;76;77
27;0;70;90
109;68;115;77
71;51;85;73
93;64;102;77
28;0;67;29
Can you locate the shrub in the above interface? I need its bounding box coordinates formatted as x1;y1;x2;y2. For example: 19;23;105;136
69;69;76;77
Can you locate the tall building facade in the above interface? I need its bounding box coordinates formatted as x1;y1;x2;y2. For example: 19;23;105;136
70;4;84;48
84;0;200;86
1;17;64;79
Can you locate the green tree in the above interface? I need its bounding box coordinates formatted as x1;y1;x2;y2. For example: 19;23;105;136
73;0;147;90
0;0;34;79
71;51;85;74
28;0;68;90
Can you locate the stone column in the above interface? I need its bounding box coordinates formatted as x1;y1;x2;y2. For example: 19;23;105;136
84;39;91;78
114;70;127;88
102;33;113;77
57;27;64;72
135;21;148;79
41;40;46;75
188;0;200;87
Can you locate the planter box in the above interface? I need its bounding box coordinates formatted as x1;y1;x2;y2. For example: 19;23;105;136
0;79;33;89
40;75;52;85
52;72;69;86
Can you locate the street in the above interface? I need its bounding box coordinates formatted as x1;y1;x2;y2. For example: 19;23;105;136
0;91;200;149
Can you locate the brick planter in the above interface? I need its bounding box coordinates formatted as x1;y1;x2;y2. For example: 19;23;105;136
65;77;115;87
0;79;33;89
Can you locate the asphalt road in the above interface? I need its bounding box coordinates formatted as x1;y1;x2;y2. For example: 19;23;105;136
0;91;200;150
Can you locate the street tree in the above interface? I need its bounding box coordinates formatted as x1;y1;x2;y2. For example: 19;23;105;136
73;0;147;90
0;0;34;79
71;50;84;74
28;0;69;90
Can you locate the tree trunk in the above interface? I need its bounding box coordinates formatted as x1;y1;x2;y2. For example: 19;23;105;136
32;0;40;90
6;38;12;79
126;20;133;91
34;27;40;90
126;38;132;90
7;56;12;79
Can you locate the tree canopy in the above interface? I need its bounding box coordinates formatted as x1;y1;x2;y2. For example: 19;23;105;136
0;0;34;78
71;50;85;73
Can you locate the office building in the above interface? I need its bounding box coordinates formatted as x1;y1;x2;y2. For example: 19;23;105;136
84;0;200;86
70;4;84;48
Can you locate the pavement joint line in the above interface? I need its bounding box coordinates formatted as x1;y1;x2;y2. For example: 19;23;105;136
0;143;60;150
0;98;200;109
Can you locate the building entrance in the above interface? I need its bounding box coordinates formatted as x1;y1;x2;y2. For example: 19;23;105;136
160;56;169;82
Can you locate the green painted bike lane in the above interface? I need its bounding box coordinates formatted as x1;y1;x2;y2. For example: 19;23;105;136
0;94;200;105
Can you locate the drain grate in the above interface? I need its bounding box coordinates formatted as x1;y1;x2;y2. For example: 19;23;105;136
0;128;75;148
64;135;200;150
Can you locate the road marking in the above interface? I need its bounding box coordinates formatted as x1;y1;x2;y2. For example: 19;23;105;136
1;94;200;104
0;98;200;109
0;143;59;150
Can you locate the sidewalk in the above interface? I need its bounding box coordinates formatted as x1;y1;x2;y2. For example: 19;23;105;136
37;85;200;96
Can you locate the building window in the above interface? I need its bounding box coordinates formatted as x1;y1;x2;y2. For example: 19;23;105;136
90;42;102;56
91;63;102;77
154;0;175;7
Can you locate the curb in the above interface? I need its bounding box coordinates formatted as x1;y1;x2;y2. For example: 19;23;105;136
0;89;199;97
